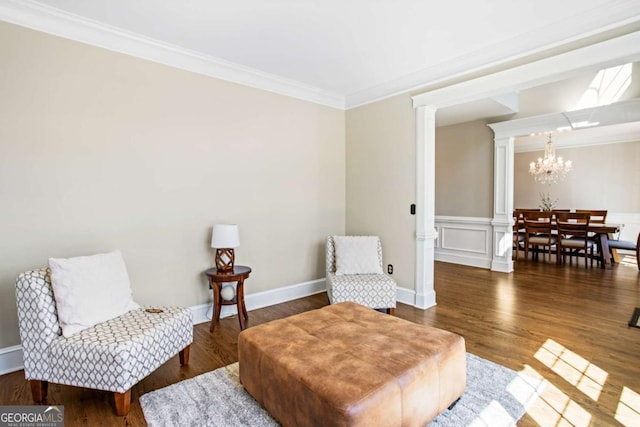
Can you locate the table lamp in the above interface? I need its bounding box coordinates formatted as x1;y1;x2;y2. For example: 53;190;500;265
211;224;240;272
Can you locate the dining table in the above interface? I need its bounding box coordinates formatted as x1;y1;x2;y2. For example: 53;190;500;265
586;223;622;269
517;220;622;269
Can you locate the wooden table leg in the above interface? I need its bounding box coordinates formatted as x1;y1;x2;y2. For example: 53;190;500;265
210;280;221;331
597;233;614;269
237;278;247;330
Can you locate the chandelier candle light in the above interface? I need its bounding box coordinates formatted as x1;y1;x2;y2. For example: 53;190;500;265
529;133;572;185
211;224;240;272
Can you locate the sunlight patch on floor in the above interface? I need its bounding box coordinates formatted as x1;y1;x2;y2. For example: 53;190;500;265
618;253;638;269
496;279;516;320
534;339;607;401
468;400;516;427
616;386;640;426
507;367;546;406
520;364;592;426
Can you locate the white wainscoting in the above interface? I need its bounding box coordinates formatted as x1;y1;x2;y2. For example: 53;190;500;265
608;213;640;243
434;213;639;268
434;216;493;269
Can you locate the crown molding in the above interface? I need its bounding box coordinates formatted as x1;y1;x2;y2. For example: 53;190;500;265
489;99;640;138
413;31;640;111
0;0;345;109
514;122;640;153
2;1;639;112
349;1;640;109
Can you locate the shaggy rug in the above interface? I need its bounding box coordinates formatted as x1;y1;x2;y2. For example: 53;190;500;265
141;353;544;426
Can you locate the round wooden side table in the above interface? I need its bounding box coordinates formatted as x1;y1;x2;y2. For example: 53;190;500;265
205;265;251;331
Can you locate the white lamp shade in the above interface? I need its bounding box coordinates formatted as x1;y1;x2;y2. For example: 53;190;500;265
211;224;240;248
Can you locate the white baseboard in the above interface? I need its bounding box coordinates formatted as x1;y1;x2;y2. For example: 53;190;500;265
0;345;23;376
191;278;327;324
396;286;416;306
1;278;327;377
436;252;493;269
1;277;421;376
415;290;437;310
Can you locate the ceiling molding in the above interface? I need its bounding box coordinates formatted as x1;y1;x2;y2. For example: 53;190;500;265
0;0;346;109
1;0;639;112
349;1;640;109
514;123;640;153
413;32;640;111
489;99;640;138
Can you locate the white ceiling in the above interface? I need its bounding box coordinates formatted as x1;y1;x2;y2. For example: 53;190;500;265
9;0;640;109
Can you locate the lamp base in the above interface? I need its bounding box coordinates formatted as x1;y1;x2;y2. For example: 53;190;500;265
215;248;235;272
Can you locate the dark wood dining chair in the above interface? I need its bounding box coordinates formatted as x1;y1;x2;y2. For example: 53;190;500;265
512;209;532;260
576;210;608;265
556;212;594;268
577;209;607;224
523;210;557;262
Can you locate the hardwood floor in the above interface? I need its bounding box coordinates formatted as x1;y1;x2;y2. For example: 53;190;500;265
1;259;638;426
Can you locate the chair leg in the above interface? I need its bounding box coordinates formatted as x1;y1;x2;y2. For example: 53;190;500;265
179;345;190;366
114;389;131;416
585;247;589;268
387;308;395;316
29;380;48;402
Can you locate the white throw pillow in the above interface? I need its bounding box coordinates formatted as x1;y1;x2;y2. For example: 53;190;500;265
49;250;139;337
334;236;383;275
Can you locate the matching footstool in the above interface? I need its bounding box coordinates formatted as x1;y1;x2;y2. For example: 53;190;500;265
238;302;466;427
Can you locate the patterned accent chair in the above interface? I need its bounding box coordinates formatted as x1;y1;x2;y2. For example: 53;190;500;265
326;236;396;315
16;268;193;415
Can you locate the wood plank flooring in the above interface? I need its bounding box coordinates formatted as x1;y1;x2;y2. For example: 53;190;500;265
1;259;638;426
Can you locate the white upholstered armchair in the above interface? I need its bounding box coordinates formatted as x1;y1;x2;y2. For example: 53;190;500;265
326;235;396;314
16;267;193;415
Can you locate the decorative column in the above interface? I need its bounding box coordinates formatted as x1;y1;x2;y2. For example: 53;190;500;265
415;105;437;309
490;135;515;272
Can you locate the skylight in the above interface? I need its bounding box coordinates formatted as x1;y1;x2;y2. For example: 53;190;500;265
573;63;633;110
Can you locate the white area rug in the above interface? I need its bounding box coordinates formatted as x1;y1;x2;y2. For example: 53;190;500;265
141;353;544;426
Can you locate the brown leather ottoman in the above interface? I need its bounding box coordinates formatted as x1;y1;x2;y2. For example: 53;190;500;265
238;302;466;427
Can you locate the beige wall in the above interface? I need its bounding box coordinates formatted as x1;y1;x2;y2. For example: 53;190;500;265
345;95;496;289
345;94;416;289
0;22;345;348
435;120;494;217
515;140;640;213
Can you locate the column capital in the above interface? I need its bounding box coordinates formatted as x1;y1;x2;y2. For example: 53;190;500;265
415;104;437;113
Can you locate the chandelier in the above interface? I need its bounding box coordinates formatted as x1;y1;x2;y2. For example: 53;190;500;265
529;133;572;185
